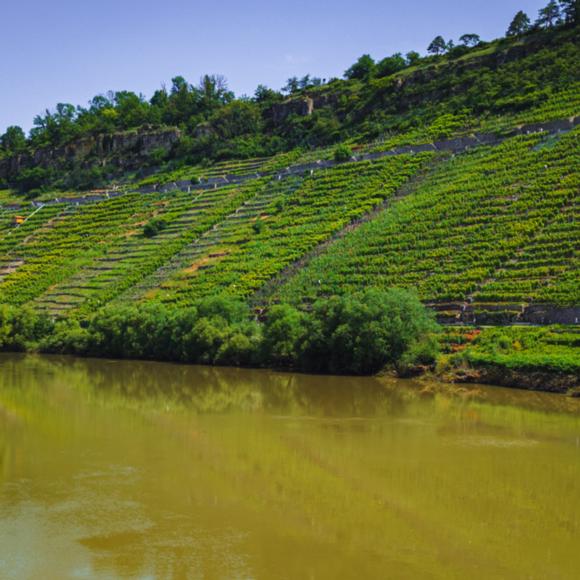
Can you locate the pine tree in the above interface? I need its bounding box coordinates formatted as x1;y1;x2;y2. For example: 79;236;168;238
536;1;561;28
559;0;579;23
507;11;531;36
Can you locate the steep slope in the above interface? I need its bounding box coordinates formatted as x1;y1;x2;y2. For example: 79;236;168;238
273;129;579;322
0;120;578;323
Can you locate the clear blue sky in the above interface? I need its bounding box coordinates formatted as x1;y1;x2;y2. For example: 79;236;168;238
0;0;548;134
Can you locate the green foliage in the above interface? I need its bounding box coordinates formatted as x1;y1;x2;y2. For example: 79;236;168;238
252;219;266;235
427;113;469;140
459;34;481;47
344;54;376;80
261;304;308;367
0;291;437;375
405;51;421;66
63;165;107;191
144;217;168;238
428;36;448;55
0;305;53;351
278;130;580;309
40;296;261;366
333;143;353;162
536;1;562;28
297;289;439;375
0;23;576;381
1;126;27;155
13;166;53;195
3;25;579;195
208;101;262;140
507;11;532;36
0;178;270;311
559;0;579;24
456;326;580;375
376;53;407;78
136;155;428;306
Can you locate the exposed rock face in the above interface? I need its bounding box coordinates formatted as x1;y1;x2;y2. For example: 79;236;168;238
270;97;314;124
0;127;181;180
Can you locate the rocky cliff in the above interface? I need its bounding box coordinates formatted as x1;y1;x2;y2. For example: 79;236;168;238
0;127;181;180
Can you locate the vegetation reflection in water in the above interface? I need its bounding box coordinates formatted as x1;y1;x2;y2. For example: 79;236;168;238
1;353;579;579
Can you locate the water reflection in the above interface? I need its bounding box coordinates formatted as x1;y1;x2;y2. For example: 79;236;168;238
1;354;579;579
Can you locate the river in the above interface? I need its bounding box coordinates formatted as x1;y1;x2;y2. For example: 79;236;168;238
1;353;579;579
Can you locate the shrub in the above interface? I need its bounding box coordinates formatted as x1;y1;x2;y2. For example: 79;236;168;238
252;219;265;234
0;291;438;375
333;143;353;162
143;217;168;238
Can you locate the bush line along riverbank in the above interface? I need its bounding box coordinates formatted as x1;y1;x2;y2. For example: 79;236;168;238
0;289;438;376
1;290;578;394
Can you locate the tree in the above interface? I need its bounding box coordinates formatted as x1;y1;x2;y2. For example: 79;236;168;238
406;51;421;66
254;84;280;104
261;304;308;366
150;88;169;109
559;0;579;23
209;101;261;140
459;33;481;47
29;103;79;147
1;126;27;154
536;1;561;27
283;76;300;94
299;289;439;375
376;53;407;77
198;74;234;114
427;36;447;55
507;11;531;35
297;75;322;90
165;76;198;125
344;54;376;80
143;217;168;238
113;91;151;128
298;74;311;89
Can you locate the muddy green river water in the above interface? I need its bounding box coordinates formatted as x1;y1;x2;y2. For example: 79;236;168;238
0;353;579;579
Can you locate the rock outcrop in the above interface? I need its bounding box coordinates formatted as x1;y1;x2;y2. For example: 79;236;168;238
270;97;314;124
0;127;181;180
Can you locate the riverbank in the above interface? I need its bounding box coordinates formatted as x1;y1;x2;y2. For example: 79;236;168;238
437;326;580;395
1;299;578;395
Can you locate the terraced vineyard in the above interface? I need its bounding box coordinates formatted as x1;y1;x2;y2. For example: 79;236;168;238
30;181;269;315
0;195;172;306
274;129;580;322
135;155;274;189
124;154;430;306
0;123;577;324
123;175;306;303
475;200;579;305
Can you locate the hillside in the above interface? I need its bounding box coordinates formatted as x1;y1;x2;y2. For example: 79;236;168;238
1;117;577;323
0;16;578;384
